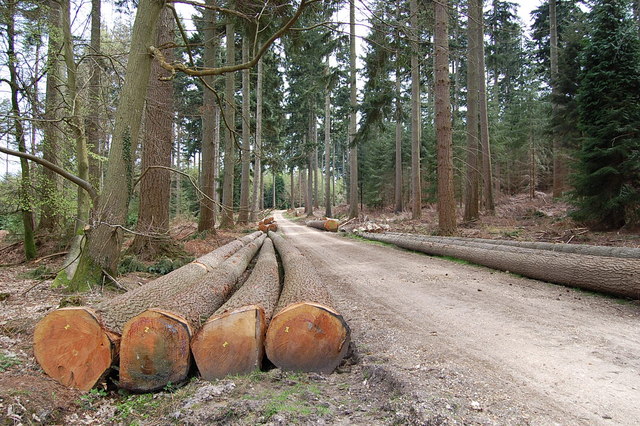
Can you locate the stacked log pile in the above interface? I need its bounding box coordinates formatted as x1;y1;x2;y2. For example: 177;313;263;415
33;232;262;391
306;218;340;232
265;231;351;373
258;216;278;233
35;229;352;393
191;238;281;380
356;231;640;299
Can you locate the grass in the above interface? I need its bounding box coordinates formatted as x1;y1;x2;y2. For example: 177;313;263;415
0;352;21;372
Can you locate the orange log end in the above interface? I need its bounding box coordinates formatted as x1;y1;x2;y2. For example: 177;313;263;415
33;307;117;391
191;305;266;380
264;302;350;374
324;219;340;232
119;309;192;392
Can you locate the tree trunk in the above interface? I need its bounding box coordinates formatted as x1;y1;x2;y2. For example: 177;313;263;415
434;0;456;236
251;58;264;221
69;0;166;290
39;0;64;234
394;55;403;213
464;0;480;222
324;61;332;218
410;0;421;220
477;3;494;214
33;232;261;391
307;153;314;216
348;0;359;219
238;36;251;224
550;0;564;198
198;1;218;232
129;7;174;258
306;218;340;232
86;0;103;188
265;231;350;373
7;0;36;260
118;234;266;391
357;232;640;300
220;22;236;228
191;238;280;379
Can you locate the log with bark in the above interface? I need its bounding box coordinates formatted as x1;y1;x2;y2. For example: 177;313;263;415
306;218;340;232
264;231;350;373
380;232;640;259
33;232;262;391
118;234;267;392
191;238;281;380
357;232;640;300
258;217;278;233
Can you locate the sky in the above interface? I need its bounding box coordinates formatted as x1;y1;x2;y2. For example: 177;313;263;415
1;0;544;176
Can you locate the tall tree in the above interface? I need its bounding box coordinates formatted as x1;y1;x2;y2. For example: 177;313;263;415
86;0;103;188
237;35;251;224
573;0;640;229
5;0;37;259
410;0;421;219
324;57;332;218
478;0;494;212
128;7;174;257
348;0;359;219
220;21;236;228
464;0;481;222
250;57;263;221
198;1;219;232
549;0;564;198
435;0;456;235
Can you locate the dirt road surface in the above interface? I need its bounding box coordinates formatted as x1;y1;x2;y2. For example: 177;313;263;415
274;211;640;425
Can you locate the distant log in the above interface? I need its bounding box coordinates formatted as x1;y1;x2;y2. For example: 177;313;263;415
258;219;278;233
263;216;275;225
306;218;340;232
382;232;640;259
264;231;350;373
33;232;261;391
357;232;640;300
118;234;266;392
191;238;281;380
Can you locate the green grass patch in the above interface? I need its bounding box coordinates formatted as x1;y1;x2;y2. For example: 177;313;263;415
0;352;21;372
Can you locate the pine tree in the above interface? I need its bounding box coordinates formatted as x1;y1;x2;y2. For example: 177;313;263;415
573;0;640;229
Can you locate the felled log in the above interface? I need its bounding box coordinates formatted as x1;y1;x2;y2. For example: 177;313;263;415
258;221;278;233
191;238;280;380
33;232;261;391
264;231;350;373
381;232;640;259
118;234;266;392
306;218;340;232
263;217;275;225
357;231;640;300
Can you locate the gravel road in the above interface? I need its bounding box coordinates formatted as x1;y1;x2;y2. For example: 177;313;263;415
274;211;640;425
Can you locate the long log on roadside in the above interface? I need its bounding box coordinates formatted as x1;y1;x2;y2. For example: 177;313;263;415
357;232;640;300
382;232;640;259
264;231;350;373
33;232;262;391
118;234;267;392
306;218;340;232
191;238;281;380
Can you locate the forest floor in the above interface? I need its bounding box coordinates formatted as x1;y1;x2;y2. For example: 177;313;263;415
0;193;639;425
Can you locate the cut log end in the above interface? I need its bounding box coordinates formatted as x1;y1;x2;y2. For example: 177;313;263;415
119;309;192;392
265;302;351;374
191;305;266;380
33;307;117;391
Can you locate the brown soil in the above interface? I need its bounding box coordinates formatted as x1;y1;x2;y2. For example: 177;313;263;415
1;196;638;424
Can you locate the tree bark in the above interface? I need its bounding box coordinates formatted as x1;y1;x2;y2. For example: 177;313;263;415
265;231;350;373
477;2;494;213
394;52;403;213
238;36;251;224
550;0;563;198
410;0;422;220
69;0;166;290
33;232;261;391
324;59;332;218
198;0;218;232
39;0;64;233
191;238;280;379
434;0;457;236
118;234;266;391
357;232;640;300
129;7;174;258
86;0;103;188
464;0;480;222
348;0;359;219
220;22;236;228
251;58;264;221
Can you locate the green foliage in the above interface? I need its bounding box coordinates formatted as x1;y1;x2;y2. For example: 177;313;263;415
572;0;640;229
264;173;288;209
78;389;108;410
0;351;21;372
111;393;160;422
148;257;190;275
118;255;147;274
